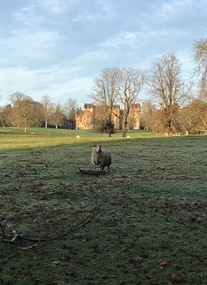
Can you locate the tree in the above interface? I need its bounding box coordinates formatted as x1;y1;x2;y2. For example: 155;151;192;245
50;103;65;129
9;92;33;133
10;94;44;133
180;99;207;133
0;105;12;127
93;104;114;134
91;68;120;136
91;67;144;136
9;92;29;105
64;98;77;129
41;95;52;128
140;100;163;132
194;39;207;101
118;68;145;137
148;53;191;135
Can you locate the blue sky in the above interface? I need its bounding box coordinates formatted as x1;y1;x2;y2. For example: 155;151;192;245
0;0;206;107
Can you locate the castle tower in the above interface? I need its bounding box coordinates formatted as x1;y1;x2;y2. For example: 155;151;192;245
128;103;141;130
75;103;95;129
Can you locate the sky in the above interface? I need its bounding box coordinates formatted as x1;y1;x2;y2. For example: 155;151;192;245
0;0;207;108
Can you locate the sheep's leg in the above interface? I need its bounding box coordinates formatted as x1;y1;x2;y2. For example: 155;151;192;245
101;165;105;172
96;165;101;171
94;164;98;171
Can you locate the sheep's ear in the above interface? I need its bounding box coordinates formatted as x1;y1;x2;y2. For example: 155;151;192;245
94;144;96;147
100;145;102;148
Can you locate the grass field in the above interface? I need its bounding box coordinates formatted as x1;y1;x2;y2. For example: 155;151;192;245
0;128;207;285
0;127;162;149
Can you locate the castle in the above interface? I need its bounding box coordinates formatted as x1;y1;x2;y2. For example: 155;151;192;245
75;103;140;130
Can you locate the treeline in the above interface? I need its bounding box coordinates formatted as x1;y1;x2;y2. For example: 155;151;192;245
0;93;77;133
0;39;207;136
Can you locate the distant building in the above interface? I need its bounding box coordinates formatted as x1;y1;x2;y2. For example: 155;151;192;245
127;103;140;130
75;103;140;130
75;103;95;130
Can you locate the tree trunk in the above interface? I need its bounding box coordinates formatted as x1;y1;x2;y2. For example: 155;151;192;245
122;128;127;137
24;118;27;133
122;119;128;137
166;120;173;135
122;107;130;137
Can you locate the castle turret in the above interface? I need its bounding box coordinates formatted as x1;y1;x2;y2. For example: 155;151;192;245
75;103;95;129
128;103;140;130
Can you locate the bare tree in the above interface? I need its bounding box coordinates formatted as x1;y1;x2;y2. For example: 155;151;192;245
10;97;44;133
148;53;191;135
91;68;120;136
180;99;207;133
0;105;12;128
50;103;65;129
64;98;77;129
194;39;207;101
91;67;120;105
9;92;30;105
41;95;52;128
140;100;163;132
118;68;145;137
9;92;33;133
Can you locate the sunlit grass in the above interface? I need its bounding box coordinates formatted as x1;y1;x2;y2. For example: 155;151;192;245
0;127;163;149
1;128;206;284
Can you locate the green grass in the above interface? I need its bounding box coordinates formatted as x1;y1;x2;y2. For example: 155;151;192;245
0;127;162;149
0;128;207;285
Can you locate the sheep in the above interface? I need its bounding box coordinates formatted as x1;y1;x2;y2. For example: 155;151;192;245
91;144;112;172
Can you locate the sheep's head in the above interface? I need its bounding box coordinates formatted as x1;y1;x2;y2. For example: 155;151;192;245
93;144;102;153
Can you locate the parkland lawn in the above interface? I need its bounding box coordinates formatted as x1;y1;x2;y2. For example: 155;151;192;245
0;128;207;285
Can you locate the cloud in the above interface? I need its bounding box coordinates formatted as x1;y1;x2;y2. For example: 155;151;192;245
40;0;80;15
98;27;187;58
67;49;112;80
0;29;61;68
72;0;115;22
154;0;207;27
73;11;100;23
12;4;45;28
0;65;91;106
0;0;206;108
99;31;138;49
0;65;83;88
0;2;65;68
137;0;207;38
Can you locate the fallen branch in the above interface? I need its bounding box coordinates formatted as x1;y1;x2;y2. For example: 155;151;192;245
0;205;100;248
0;223;18;243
